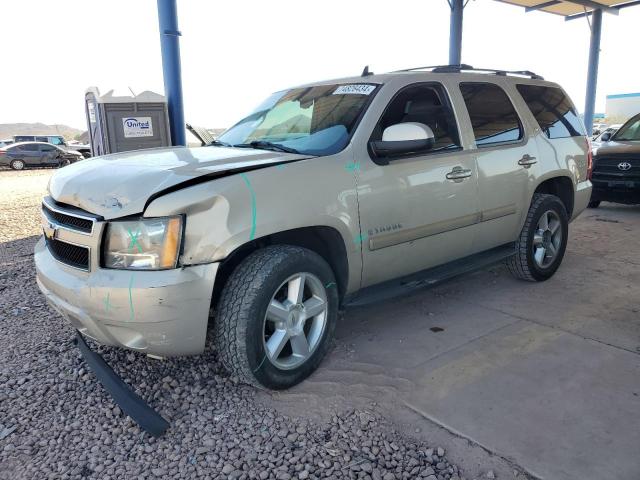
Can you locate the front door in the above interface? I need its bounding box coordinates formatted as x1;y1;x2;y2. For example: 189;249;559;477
355;82;480;288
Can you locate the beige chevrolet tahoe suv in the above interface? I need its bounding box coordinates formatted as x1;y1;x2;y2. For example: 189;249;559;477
35;66;593;389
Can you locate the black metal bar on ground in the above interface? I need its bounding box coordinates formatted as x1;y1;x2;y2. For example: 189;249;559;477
74;332;170;437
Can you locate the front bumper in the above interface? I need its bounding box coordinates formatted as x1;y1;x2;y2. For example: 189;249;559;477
591;178;640;204
35;237;218;356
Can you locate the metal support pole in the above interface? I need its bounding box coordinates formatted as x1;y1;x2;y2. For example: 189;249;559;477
157;0;186;146
449;0;464;65
583;8;602;136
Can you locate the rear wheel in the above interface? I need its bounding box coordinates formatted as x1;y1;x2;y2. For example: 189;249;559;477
507;193;568;282
9;159;25;170
214;245;338;389
587;200;601;208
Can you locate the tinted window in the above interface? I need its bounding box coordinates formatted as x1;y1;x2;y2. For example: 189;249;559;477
36;136;49;142
460;83;523;147
40;145;56;152
372;83;461;152
14;136;34;142
516;85;586;139
23;144;39;151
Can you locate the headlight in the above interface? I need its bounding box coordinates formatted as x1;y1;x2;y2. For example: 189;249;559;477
103;216;183;270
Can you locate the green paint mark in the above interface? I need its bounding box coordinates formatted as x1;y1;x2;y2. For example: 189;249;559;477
344;161;360;172
275;164;286;170
325;282;336;289
354;233;369;245
103;292;112;312
128;274;135;321
127;228;143;253
240;173;257;240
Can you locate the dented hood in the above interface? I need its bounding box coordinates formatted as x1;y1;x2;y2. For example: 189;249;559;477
48;146;309;219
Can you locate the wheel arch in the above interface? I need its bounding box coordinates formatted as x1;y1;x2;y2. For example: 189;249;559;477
532;175;574;218
211;225;350;310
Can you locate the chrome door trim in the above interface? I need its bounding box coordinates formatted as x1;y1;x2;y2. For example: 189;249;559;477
368;204;517;251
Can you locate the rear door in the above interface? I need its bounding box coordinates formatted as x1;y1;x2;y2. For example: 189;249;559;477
355;81;480;287
456;81;539;253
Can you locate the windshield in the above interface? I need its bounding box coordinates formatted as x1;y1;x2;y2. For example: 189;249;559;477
613;115;640;141
217;83;378;156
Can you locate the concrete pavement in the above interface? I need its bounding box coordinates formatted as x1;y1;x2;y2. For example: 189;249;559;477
266;203;640;480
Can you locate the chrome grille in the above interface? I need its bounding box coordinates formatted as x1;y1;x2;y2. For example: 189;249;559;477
42;202;94;234
45;237;90;271
41;198;97;271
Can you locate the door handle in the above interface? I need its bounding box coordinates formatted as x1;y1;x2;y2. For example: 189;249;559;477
446;166;472;181
518;154;537;167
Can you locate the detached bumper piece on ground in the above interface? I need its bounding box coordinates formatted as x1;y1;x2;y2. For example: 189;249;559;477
73;332;169;437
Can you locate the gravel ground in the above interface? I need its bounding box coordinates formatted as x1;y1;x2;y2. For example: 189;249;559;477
0;169;478;480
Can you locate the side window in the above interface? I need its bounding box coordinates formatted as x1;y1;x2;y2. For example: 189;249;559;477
460;83;523;147
40;145;56;152
516;84;586;139
36;136;49;142
49;136;65;145
23;144;39;152
372;83;461;153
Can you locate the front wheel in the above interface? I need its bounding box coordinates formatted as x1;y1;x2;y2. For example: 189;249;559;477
214;245;338;389
507;193;569;282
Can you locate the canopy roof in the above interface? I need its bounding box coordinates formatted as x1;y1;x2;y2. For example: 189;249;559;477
496;0;639;17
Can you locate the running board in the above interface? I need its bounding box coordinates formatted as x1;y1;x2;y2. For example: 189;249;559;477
74;332;170;437
345;244;515;308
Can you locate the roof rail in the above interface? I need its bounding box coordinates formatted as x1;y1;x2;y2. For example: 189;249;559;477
393;64;544;80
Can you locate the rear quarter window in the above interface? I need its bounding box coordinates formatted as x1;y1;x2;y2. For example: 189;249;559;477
460;83;523;147
516;85;586;139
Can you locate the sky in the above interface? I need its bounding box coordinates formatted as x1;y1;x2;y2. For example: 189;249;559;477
0;0;637;131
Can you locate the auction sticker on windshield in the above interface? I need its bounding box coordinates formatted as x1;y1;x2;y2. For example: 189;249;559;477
122;117;154;138
333;84;376;95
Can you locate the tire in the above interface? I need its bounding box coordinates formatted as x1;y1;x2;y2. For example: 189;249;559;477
9;159;25;170
507;193;569;282
214;245;339;389
587;200;601;208
58;159;71;168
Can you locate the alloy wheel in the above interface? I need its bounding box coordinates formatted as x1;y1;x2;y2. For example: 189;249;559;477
532;210;562;268
262;272;328;370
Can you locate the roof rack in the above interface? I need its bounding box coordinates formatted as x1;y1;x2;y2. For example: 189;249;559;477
393;64;544;80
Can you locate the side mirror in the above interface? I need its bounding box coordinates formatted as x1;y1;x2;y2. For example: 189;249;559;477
370;122;435;160
600;132;612;142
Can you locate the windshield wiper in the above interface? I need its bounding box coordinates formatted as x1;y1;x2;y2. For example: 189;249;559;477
208;139;233;147
233;140;299;154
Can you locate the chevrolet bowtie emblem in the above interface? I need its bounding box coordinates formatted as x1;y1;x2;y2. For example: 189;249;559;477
43;221;58;240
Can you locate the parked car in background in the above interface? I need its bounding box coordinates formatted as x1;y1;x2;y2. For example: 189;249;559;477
589;113;640;207
0;139;14;148
13;135;91;158
592;122;608;137
592;124;621;155
35;66;592;390
0;142;84;170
